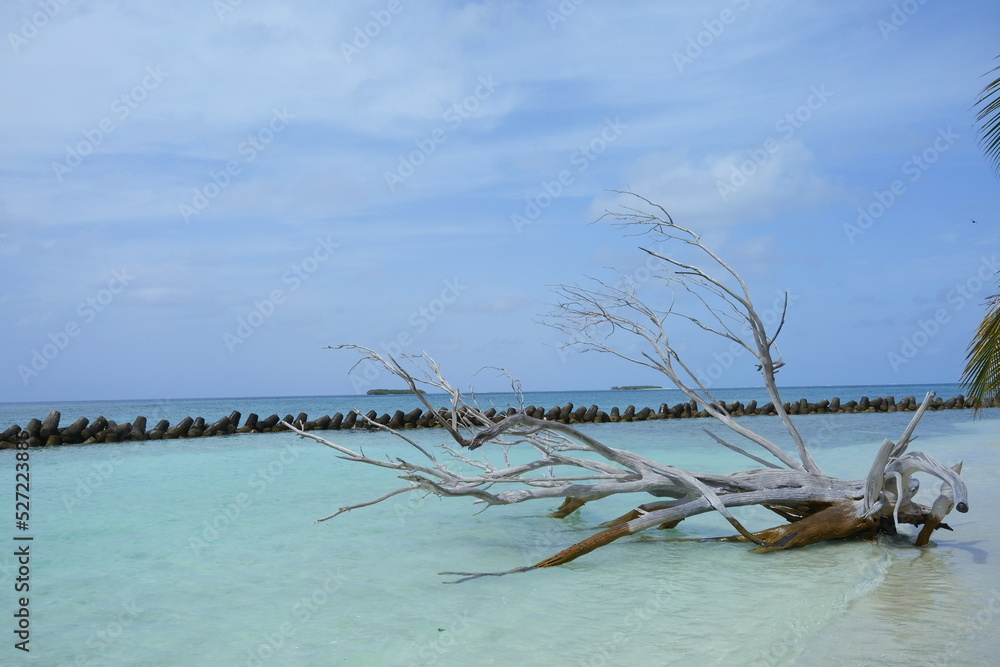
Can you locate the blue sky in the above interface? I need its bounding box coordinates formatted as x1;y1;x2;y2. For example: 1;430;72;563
2;0;999;402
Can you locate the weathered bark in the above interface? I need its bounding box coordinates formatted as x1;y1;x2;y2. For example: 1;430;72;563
548;497;587;518
743;500;877;552
289;355;966;576
298;196;970;577
534;524;632;568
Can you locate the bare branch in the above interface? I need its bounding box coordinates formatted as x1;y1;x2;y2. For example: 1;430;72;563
703;429;783;469
549;191;821;473
315;486;420;523
302;196;969;575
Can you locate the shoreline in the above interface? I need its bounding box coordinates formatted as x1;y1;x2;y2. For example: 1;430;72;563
2;393;996;449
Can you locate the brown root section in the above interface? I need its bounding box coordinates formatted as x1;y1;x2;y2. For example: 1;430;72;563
915;517;942;547
548;497;587;518
316;227;968;580
537;499;876;568
742;500;877;552
533;497;953;572
600;508;643;527
533;524;632;568
914;495;956;546
535;500;873;568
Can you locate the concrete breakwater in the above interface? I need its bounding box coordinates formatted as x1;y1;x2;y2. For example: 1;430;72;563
1;394;995;449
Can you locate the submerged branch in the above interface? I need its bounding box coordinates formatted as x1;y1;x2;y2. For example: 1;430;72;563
305;196;970;578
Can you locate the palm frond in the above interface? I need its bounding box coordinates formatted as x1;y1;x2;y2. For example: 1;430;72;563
975;59;1000;177
961;58;1000;413
961;292;1000;414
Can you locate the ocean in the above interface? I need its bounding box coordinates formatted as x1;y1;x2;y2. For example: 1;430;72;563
0;382;971;428
2;383;998;666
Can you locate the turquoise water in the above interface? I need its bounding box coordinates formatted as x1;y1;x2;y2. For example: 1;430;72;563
1;388;997;665
0;382;967;429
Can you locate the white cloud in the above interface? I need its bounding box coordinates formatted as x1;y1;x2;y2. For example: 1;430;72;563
2;0;998;400
591;139;838;232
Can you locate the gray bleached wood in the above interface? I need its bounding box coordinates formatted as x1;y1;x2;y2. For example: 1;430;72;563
292;195;969;577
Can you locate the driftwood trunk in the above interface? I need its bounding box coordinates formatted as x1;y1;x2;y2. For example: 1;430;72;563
296;195;969;578
504;394;964;570
288;367;967;579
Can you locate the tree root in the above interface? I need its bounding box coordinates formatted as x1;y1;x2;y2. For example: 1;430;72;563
535;499;891;568
548;497;587;518
722;500;879;552
314;346;969;579
915;494;957;546
533;524;632;568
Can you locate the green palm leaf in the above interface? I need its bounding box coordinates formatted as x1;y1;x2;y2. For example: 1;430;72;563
975;60;1000;176
962;58;1000;412
962;293;1000;412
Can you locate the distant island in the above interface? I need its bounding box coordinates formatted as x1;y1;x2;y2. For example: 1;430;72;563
367;388;425;395
611;385;662;390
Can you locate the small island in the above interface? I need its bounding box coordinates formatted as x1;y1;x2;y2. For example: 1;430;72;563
367;388;425;395
611;385;662;390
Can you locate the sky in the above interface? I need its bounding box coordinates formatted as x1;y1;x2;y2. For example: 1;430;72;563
1;0;999;403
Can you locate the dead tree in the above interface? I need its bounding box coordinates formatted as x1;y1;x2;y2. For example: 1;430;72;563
289;193;968;578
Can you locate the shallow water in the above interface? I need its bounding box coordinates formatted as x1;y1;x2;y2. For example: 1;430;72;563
0;382;965;430
2;400;997;665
